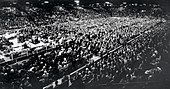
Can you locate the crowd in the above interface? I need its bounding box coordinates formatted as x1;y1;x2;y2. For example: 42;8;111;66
52;17;169;89
0;7;34;31
0;2;169;89
25;5;112;26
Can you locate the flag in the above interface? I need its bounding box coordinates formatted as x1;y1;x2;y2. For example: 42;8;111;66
57;77;63;86
68;75;72;87
52;81;57;88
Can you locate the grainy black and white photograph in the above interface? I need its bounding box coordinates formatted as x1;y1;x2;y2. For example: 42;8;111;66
0;0;170;89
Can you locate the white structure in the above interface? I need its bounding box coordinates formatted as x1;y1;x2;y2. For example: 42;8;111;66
74;0;80;6
104;2;112;7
